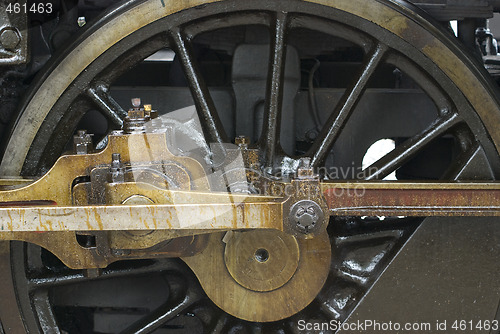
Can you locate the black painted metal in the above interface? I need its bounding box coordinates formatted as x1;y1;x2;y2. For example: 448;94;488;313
414;0;497;20
341;217;500;332
362;112;461;180
86;84;127;127
169;27;229;161
260;11;288;169
309;43;388;167
119;280;201;333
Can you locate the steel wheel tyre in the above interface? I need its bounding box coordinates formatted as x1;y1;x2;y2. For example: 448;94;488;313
1;0;500;332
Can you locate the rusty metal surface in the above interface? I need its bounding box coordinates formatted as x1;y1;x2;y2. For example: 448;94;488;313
3;175;500;270
322;181;500;216
2;179;500;233
0;195;282;232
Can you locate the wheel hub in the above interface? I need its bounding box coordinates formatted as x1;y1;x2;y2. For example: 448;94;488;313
182;230;331;322
224;230;300;292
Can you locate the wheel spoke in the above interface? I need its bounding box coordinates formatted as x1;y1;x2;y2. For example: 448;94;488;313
169;27;228;158
86;84;127;128
119;285;200;334
361;112;460;180
207;313;228;334
441;143;482;180
309;43;388;167
260;11;289;168
32;290;61;333
27;259;180;290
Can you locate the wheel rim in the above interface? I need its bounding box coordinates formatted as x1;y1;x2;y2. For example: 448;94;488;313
1;0;500;175
0;0;499;332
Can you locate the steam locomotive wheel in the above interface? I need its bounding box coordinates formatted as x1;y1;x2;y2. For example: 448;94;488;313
1;0;500;332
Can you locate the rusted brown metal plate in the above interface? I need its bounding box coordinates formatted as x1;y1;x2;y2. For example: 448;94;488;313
322;182;500;216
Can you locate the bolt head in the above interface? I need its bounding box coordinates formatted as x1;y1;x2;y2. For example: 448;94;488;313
73;130;93;154
111;153;122;166
110;153;125;183
297;167;314;179
0;28;20;51
289;200;324;234
235;135;250;147
143;104;152;118
124;105;148;133
296;157;315;179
